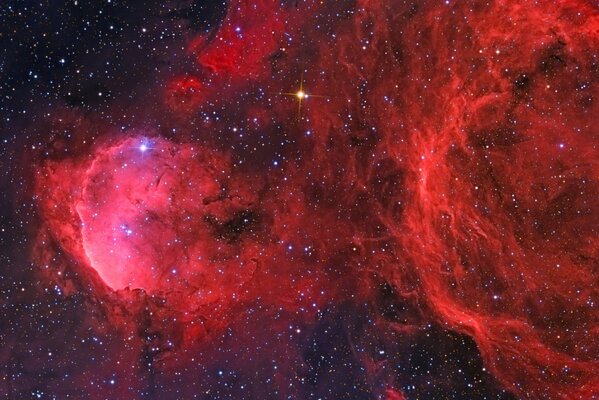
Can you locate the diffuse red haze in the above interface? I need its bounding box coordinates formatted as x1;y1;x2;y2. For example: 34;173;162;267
188;0;287;76
165;76;204;114
308;1;599;397
33;0;599;398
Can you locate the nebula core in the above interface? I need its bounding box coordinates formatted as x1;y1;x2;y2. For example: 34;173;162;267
39;137;259;293
1;0;598;399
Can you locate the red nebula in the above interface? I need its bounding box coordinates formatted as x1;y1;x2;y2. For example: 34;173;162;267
34;133;329;354
189;0;285;76
282;0;599;397
36;136;260;297
385;389;407;400
164;76;204;114
187;0;324;79
27;0;599;398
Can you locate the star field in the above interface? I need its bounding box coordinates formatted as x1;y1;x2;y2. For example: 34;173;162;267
1;1;598;399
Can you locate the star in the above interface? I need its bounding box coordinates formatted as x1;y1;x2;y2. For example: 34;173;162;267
282;72;326;117
131;139;153;159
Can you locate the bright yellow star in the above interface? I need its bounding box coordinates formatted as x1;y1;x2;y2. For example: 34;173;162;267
282;72;325;118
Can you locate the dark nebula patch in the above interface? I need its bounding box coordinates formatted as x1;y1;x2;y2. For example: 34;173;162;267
1;0;598;399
